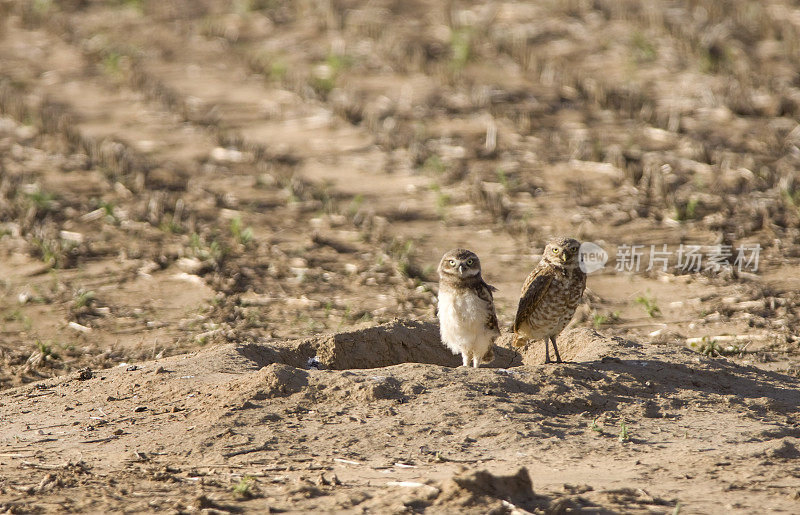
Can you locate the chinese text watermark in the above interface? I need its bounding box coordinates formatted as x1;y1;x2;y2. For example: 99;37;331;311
579;243;760;274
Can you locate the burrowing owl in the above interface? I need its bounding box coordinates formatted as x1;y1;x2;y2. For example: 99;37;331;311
437;249;500;368
513;237;586;363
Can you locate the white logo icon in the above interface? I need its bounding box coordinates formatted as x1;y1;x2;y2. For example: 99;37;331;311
579;242;607;274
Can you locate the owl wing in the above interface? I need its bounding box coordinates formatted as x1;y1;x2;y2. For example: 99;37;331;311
513;265;554;332
475;280;499;332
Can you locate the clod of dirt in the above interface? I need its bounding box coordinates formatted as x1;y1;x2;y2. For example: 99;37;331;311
641;400;663;418
436;467;538;511
75;367;93;380
251;363;309;398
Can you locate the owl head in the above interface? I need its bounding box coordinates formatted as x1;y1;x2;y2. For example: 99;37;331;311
438;248;482;280
542;237;581;269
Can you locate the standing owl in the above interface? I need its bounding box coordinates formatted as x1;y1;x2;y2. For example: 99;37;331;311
512;237;586;363
437;249;500;368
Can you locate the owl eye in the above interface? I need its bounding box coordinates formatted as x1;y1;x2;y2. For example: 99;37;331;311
552;248;559;254
466;258;474;266
448;259;456;266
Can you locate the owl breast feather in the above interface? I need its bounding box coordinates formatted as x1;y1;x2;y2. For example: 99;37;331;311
438;289;495;348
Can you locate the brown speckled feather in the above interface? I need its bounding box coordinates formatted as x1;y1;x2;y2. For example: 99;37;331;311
512;263;554;332
476;280;499;331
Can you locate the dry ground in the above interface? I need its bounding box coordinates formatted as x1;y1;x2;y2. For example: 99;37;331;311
1;0;800;513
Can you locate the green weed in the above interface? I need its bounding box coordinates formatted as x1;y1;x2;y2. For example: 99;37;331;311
422;155;447;175
36;340;60;361
73;290;95;309
310;52;351;96
190;233;227;265
689;336;741;358
347;194;365;217
97;200;119;222
590;416;604;435
103;52;123;77
269;59;288;81
3;309;32;331
631;31;656;63
114;0;144;13
592;311;620;329
337;305;352;330
230;217;254;245
159;219;182;234
30;237;63;268
635;293;661;318
450;28;472;71
618;420;630;443
232;475;254;498
782;188;800;215
430;183;451;216
675;198;699;221
24;190;57;214
496;168;517;189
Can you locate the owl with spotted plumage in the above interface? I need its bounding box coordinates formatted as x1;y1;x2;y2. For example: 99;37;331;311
437;249;500;368
512;237;586;364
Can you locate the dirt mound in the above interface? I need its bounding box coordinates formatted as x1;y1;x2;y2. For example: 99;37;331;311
508;327;632;365
253;363;310;397
233;318;520;371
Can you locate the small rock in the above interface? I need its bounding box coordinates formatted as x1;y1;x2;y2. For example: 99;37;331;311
59;230;84;244
176;257;203;274
68;322;92;333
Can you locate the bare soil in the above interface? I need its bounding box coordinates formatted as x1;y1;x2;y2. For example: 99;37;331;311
1;1;800;513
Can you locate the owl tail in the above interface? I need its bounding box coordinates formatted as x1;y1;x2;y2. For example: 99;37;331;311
481;345;494;364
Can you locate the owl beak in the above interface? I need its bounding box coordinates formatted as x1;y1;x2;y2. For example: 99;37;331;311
458;264;464;274
561;253;568;263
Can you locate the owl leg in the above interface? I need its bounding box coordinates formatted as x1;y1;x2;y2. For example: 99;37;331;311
472;354;480;368
461;352;470;367
544;339;551;364
551;336;562;363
